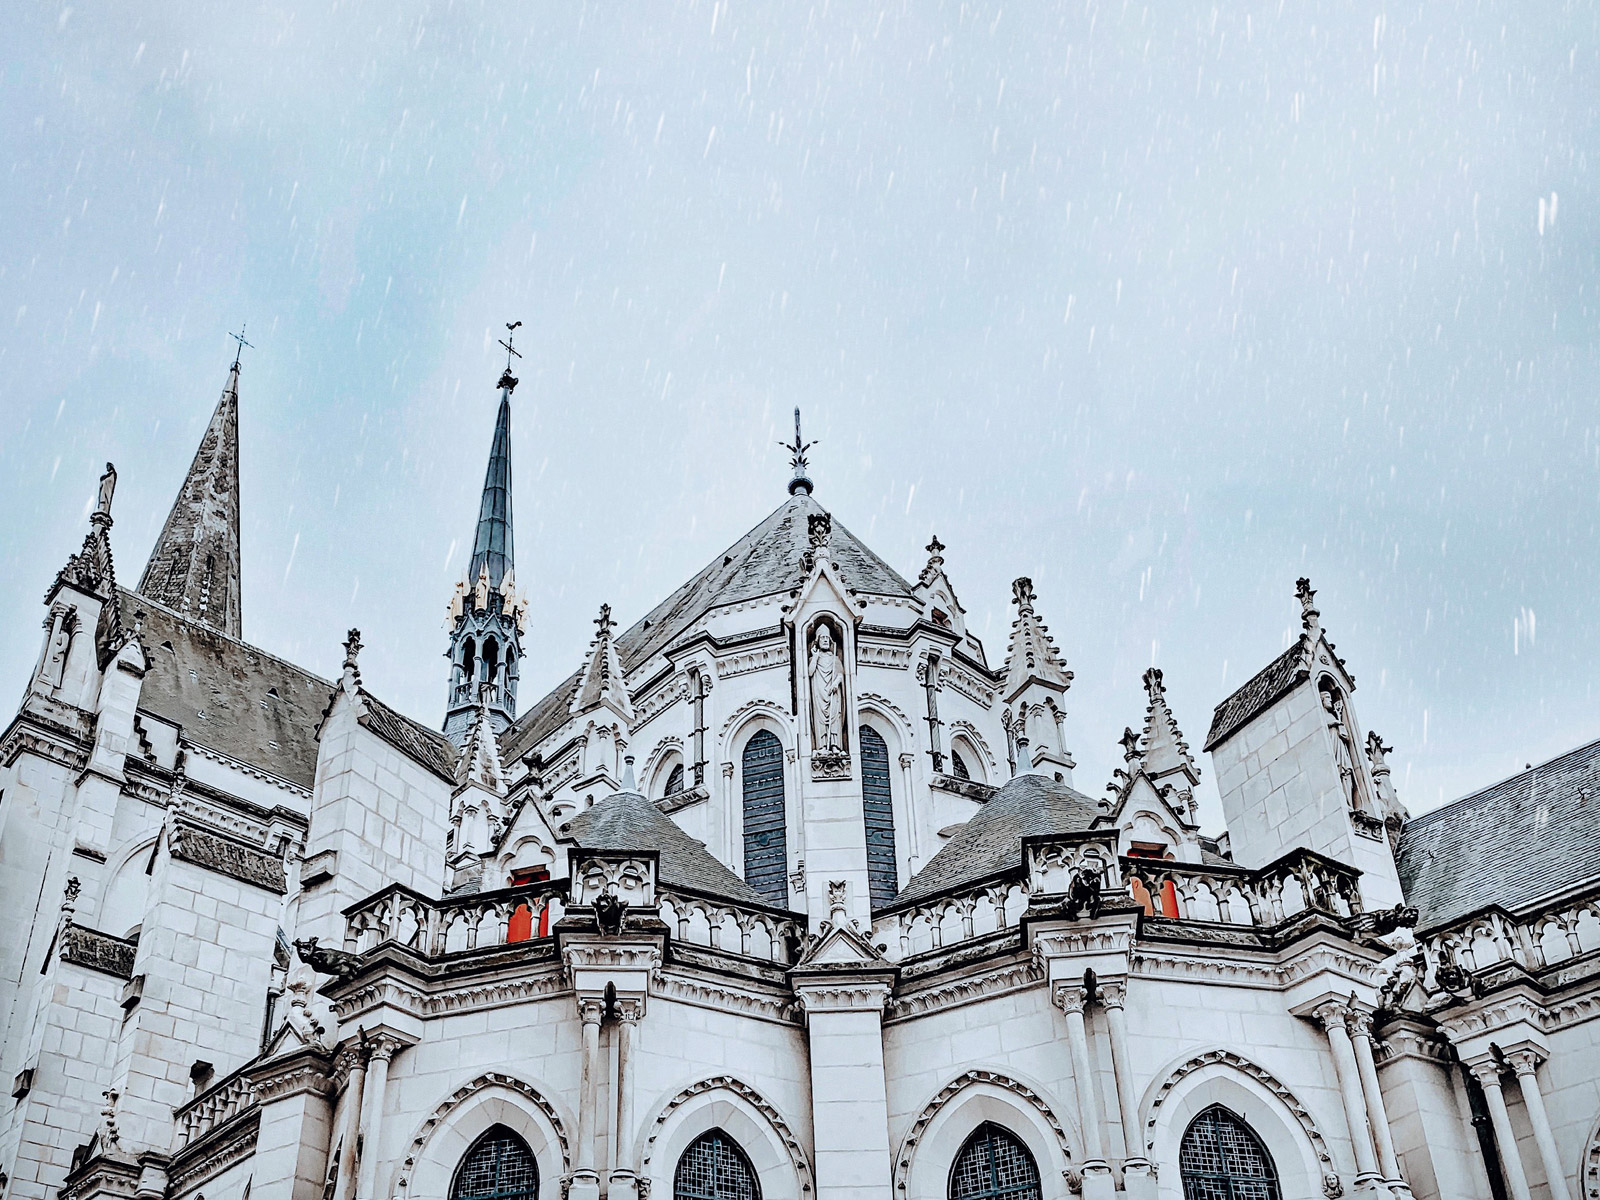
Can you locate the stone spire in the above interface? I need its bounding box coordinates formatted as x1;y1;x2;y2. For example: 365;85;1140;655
1135;667;1200;790
1001;578;1075;780
1001;578;1074;703
137;357;243;637
570;603;633;721
443;333;527;746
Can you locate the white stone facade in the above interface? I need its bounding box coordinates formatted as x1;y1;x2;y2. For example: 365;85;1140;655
1;393;1597;1200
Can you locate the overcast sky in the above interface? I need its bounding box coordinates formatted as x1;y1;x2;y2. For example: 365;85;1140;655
4;1;1596;827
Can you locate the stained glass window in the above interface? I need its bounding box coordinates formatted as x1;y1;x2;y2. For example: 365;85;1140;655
859;725;898;906
451;1128;538;1200
741;731;788;906
1179;1106;1281;1200
949;1124;1041;1200
674;1130;760;1200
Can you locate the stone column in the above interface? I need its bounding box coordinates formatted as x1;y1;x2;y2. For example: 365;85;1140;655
1314;1002;1383;1190
1054;983;1114;1200
1098;982;1154;1199
1348;1009;1410;1196
609;999;642;1200
354;1038;396;1200
570;996;605;1200
335;1048;367;1200
1468;1061;1533;1200
897;752;920;869
1506;1051;1573;1200
249;1047;337;1200
792;975;894;1200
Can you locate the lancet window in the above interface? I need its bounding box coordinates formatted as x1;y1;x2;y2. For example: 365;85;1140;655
859;724;898;906
673;1130;760;1200
451;1127;538;1200
948;1123;1042;1200
741;730;788;907
1178;1106;1281;1200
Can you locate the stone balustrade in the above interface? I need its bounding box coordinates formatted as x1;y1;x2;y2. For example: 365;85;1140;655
870;879;1032;960
1123;848;1364;925
344;879;566;958
174;1064;257;1149
1418;884;1600;985
658;886;803;964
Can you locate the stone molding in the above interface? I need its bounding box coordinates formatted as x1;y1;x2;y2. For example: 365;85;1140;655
652;973;800;1025
59;923;138;979
330;978;429;1023
718;699;793;740
167;1111;261;1194
168;820;287;894
640;1075;812;1192
857;691;916;738
250;1050;334;1104
184;740;312;798
394;1072;570;1196
793;980;892;1013
885;959;1043;1023
1032;925;1132;962
1142;1049;1335;1180
894;1070;1074;1196
1435;991;1547;1042
59;1154;141;1200
857;642;913;670
1;719;90;771
717;644;791;679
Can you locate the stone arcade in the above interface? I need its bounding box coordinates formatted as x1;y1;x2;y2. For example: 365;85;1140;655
2;351;1598;1200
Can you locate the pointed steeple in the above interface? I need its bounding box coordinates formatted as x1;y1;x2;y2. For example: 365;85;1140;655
443;329;527;747
570;603;633;721
137;357;243;637
1001;577;1074;703
1135;667;1200;789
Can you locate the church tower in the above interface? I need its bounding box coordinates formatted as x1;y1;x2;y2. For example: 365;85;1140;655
135;352;244;636
443;337;528;745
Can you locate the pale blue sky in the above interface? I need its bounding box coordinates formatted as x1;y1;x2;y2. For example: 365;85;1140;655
3;1;1597;824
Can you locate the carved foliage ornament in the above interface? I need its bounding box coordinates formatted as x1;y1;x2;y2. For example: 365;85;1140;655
168;822;287;894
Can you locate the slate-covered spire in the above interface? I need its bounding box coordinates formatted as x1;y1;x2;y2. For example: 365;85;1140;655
1135;667;1200;790
570;603;633;721
1001;577;1074;703
443;333;528;747
136;356;243;637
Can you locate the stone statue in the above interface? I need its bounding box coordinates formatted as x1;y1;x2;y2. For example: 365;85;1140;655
1063;868;1103;921
1321;686;1362;810
36;609;71;692
808;623;845;754
95;463;117;518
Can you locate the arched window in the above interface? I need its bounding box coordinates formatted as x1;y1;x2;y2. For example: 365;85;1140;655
674;1130;760;1200
741;731;788;907
664;762;686;796
1179;1106;1281;1200
451;1127;538;1200
484;637;501;685
951;750;972;780
859;724;898;906
949;1123;1041;1200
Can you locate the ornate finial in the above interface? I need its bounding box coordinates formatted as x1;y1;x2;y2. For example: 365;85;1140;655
93;463;117;526
1012;577;1036;615
781;407;814;495
341;628;363;690
1119;726;1141;762
594;603;615;639
1142;666;1165;697
1296;577;1320;636
497;321;523;392
229;325;254;370
925;534;945;564
61;876;81;916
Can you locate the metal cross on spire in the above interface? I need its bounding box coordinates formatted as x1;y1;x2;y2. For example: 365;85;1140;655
497;321;523;392
781;407;815;496
229;325;254;369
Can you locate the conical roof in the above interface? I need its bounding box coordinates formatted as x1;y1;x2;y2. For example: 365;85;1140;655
137;361;243;636
468;393;514;590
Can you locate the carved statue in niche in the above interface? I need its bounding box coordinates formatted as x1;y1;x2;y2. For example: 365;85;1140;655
1319;680;1364;812
807;618;852;780
35;607;74;693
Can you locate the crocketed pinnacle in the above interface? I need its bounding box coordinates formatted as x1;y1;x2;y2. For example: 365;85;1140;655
570;603;633;720
468;390;515;592
1136;667;1200;785
1001;577;1074;703
137;358;243;637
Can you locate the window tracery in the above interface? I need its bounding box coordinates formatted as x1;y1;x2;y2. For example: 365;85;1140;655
451;1127;538;1200
948;1123;1041;1200
1178;1106;1281;1200
674;1129;760;1200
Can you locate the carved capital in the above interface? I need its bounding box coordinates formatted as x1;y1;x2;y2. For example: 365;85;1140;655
1052;982;1087;1016
1345;1007;1375;1039
1466;1058;1504;1089
577;996;606;1025
365;1035;401;1065
1503;1048;1542;1078
1097;980;1127;1010
1311;1000;1351;1034
898;753;915;770
615;996;645;1024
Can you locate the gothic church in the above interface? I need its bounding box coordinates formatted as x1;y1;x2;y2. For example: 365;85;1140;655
2;352;1598;1200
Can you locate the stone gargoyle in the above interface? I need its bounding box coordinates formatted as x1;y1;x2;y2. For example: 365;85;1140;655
1063;868;1103;921
293;937;363;981
594;890;628;937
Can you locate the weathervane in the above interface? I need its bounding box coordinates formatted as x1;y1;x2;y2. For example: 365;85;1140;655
781;407;814;496
497;321;522;392
229;324;254;369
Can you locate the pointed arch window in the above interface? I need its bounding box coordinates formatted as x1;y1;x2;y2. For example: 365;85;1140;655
451;1127;538;1200
859;724;898;906
674;1130;760;1200
741;731;788;907
1179;1106;1281;1200
664;762;685;796
949;1123;1041;1200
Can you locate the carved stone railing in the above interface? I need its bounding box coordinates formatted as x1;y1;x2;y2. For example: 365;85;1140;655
871;878;1032;961
1416;884;1600;989
658;885;804;965
344;880;567;958
173;1063;257;1149
1122;849;1364;926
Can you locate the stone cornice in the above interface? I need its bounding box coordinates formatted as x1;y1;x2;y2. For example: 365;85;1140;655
793;980;893;1013
184;740;313;798
651;971;801;1025
885;958;1044;1024
1;711;91;771
167;1110;261;1194
248;1046;335;1103
59;1154;141;1200
59;923;138;979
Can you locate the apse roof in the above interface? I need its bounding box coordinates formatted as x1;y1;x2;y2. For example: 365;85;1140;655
889;773;1102;909
502;492;916;762
1396;735;1600;930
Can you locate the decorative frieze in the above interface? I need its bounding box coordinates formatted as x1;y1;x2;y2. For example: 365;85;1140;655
59;924;137;979
651;973;800;1025
857;642;913;670
168;821;287;894
716;644;790;679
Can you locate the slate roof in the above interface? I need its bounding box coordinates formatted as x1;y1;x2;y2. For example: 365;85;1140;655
359;690;458;783
502;492;916;762
1396;736;1600;930
124;590;330;790
1204;641;1309;750
559;790;777;909
889;773;1102;908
